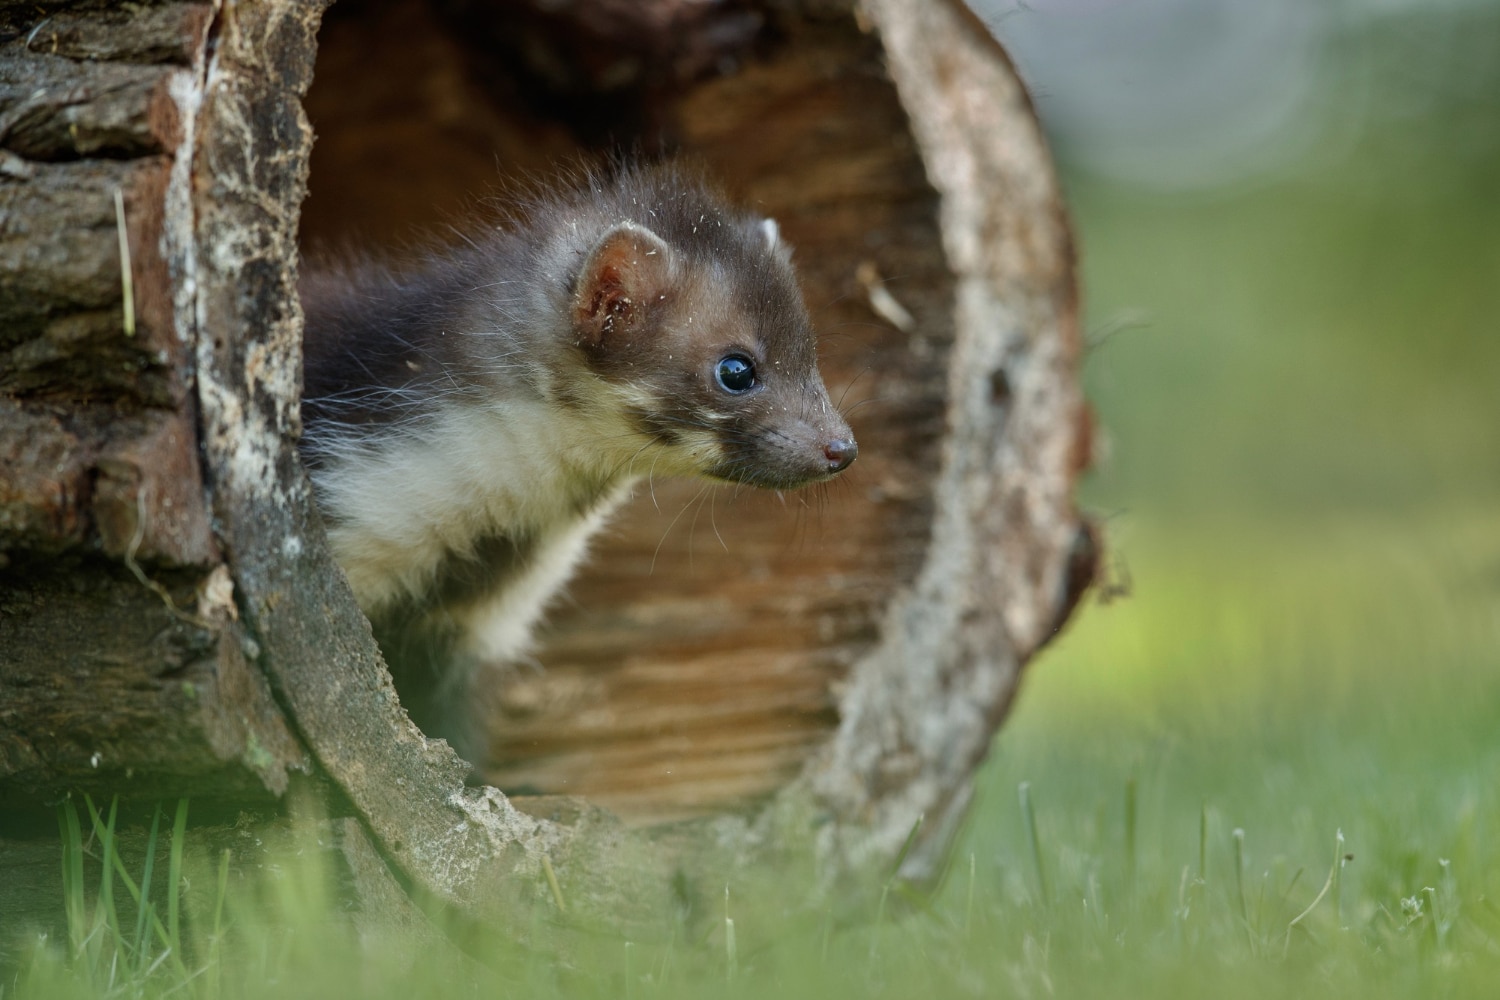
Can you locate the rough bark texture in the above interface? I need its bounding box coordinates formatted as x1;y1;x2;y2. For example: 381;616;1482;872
792;0;1091;881
0;0;307;811
0;0;1091;933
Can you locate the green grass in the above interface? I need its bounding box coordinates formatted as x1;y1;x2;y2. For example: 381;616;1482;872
13;32;1500;1000
955;512;1500;998
19;799;195;998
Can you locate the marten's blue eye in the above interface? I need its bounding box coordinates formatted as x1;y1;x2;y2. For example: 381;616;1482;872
715;354;756;394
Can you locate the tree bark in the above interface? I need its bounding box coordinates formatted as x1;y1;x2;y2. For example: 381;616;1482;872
0;0;1093;930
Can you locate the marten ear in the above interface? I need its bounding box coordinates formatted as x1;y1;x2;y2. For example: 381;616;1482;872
759;217;793;265
572;222;672;349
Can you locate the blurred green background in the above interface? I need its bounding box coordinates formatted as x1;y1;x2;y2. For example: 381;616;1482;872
978;0;1500;742
954;0;1500;991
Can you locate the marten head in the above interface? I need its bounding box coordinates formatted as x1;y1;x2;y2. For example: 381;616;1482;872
555;169;856;490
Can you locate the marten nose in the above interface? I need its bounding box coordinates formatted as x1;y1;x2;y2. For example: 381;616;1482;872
824;437;858;473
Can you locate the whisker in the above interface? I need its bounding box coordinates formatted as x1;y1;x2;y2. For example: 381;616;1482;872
840;397;887;417
649;482;709;576
709;487;727;552
836;365;874;412
684;484;714;571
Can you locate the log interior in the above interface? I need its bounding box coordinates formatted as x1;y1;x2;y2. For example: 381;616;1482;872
300;0;953;823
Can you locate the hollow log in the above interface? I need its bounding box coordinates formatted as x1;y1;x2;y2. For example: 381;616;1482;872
0;0;1092;930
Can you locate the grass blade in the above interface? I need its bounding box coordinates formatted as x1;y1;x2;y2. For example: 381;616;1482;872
965;852;976;942
542;854;567;914
1124;776;1138;904
133;803;163;966
1284;829;1345;956
168;798;188;949
1232;827;1253;953
888;812;925;885
724;886;737;983
58;799;88;960
1019;782;1048;906
80;795;119;970
1198;803;1208;884
113;188;135;337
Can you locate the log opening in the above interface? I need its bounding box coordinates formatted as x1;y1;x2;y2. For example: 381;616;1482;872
302;0;957;826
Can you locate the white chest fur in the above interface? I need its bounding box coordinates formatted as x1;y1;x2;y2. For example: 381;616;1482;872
313;398;640;630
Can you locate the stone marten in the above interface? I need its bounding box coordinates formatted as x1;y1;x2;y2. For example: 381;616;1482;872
298;163;857;761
